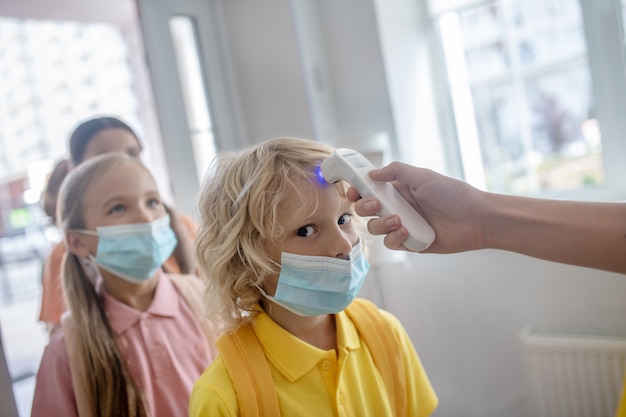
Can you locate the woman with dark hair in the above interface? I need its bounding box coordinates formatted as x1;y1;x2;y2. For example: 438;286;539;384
40;158;70;224
68;116;142;167
38;116;197;332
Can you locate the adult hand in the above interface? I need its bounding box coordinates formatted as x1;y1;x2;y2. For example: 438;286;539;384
348;162;489;253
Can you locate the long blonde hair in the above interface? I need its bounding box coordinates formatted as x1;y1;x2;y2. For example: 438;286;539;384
195;137;353;333
57;153;149;417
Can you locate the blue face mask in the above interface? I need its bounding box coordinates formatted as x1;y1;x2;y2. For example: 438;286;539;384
76;215;177;283
259;241;370;316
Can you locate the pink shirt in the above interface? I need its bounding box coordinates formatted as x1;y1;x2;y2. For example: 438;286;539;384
31;272;214;417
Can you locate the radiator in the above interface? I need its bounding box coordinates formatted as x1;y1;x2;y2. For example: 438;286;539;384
520;326;626;417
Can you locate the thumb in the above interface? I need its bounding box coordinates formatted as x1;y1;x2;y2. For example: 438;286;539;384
368;161;410;183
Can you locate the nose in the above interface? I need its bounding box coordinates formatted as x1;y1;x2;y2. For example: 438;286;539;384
135;206;154;224
327;228;354;260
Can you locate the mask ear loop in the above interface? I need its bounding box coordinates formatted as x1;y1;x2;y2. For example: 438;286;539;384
67;228;100;287
256;285;312;317
73;228;98;236
257;257;283;316
256;285;273;316
80;255;100;287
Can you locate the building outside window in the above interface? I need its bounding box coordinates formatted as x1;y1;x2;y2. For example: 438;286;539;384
433;0;626;199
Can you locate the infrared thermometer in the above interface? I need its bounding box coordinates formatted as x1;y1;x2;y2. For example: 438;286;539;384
320;148;435;252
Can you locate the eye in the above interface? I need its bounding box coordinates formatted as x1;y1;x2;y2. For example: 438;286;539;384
147;198;161;208
109;204;126;214
127;148;141;159
338;213;352;225
296;225;315;237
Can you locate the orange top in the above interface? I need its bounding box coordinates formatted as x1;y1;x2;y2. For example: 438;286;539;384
39;241;67;325
38;213;197;325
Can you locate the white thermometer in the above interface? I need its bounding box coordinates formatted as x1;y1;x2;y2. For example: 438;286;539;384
320;148;435;252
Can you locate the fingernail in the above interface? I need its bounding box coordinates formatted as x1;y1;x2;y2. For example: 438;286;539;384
385;216;400;228
364;201;377;212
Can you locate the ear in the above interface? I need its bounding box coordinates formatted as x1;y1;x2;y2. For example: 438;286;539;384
65;230;93;258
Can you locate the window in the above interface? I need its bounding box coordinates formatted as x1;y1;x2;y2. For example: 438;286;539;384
0;18;142;181
433;0;626;199
0;17;146;416
169;16;217;181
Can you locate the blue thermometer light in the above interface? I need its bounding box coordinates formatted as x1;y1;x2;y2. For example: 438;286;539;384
320;148;435;252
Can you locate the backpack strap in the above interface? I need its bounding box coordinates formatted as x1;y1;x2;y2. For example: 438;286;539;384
217;299;405;417
216;325;281;417
168;273;218;359
616;372;626;417
345;298;406;416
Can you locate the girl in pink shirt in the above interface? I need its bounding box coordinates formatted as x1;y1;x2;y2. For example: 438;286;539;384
31;153;217;417
39;116;198;332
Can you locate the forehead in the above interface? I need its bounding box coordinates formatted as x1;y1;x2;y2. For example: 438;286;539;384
277;177;345;221
83;128;140;155
279;178;317;211
83;162;156;207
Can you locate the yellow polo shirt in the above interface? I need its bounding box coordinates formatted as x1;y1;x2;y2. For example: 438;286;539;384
190;305;437;417
616;373;626;417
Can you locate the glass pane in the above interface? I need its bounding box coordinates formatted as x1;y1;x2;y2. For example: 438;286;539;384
0;18;141;181
169;16;217;181
438;0;605;194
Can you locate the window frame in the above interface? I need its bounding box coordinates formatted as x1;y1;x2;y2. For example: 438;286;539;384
429;0;626;201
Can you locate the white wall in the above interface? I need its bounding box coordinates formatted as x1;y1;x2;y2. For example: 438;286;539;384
215;0;316;143
393;251;626;417
209;1;626;416
216;0;396;149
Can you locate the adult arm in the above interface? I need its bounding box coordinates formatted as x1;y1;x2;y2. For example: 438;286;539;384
349;162;626;274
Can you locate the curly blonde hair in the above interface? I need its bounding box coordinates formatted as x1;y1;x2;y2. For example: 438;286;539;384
195;137;353;333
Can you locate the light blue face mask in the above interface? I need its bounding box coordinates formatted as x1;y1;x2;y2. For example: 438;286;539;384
259;241;370;316
76;215;177;283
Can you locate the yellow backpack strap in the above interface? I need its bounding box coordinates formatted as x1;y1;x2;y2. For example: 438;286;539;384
345;298;406;416
616;372;626;417
216;325;281;417
168;273;218;359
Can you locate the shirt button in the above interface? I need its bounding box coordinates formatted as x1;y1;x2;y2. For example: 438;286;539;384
154;344;163;353
338;392;345;405
322;360;332;370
